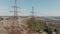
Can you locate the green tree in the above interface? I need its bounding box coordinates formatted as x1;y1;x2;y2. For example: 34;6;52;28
27;18;45;34
0;17;4;21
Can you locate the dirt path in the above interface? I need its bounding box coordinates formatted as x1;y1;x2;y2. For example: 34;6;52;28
42;31;48;34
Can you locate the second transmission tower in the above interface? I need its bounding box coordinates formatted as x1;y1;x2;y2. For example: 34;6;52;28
31;6;35;18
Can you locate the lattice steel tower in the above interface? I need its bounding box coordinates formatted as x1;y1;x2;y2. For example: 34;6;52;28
14;0;18;20
10;0;19;34
31;6;35;18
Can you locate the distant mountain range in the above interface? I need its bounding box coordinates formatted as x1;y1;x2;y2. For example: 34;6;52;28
44;16;60;21
0;16;60;20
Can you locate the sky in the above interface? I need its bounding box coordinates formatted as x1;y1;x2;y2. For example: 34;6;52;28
0;0;60;16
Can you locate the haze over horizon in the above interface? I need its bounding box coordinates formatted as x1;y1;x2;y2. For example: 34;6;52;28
0;0;60;16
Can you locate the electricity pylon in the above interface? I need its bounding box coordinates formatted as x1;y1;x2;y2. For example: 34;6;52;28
31;6;37;18
10;0;18;26
9;0;20;34
31;6;35;18
10;0;18;25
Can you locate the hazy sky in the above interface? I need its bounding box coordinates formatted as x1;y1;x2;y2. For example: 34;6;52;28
0;0;60;16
